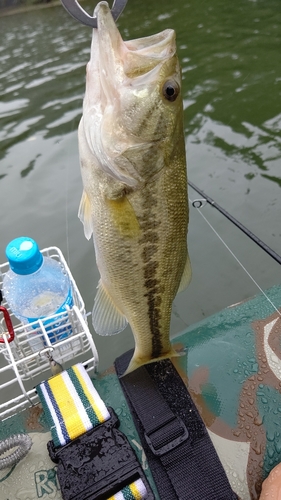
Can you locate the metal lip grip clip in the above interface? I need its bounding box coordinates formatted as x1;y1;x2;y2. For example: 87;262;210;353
60;0;128;28
36;363;154;500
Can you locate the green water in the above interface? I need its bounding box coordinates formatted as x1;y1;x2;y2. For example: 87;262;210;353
0;0;281;371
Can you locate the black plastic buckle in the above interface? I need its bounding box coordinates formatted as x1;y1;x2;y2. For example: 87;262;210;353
144;416;189;456
47;407;154;500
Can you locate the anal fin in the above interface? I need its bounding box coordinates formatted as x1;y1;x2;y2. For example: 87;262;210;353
92;280;128;336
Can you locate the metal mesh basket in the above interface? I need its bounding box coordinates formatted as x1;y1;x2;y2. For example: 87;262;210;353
0;246;98;420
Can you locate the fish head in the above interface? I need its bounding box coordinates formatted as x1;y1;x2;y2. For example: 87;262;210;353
80;1;184;188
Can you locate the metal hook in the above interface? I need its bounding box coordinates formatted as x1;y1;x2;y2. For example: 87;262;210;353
60;0;128;28
43;350;64;375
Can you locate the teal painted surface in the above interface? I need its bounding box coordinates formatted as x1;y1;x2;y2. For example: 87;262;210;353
257;385;281;478
176;284;281;487
1;285;281;499
185;316;256;428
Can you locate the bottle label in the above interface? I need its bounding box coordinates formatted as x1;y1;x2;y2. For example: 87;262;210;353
27;288;74;344
54;289;74;315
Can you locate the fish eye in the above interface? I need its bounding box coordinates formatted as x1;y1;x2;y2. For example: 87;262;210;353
162;80;180;102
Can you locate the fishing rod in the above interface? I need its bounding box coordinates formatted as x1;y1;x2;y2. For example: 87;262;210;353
188;180;281;266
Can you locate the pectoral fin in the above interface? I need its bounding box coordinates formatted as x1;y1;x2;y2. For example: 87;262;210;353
78;190;93;240
92;280;128;336
106;196;140;238
177;255;192;294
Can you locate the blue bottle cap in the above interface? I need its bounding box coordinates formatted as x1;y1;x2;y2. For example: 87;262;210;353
5;237;43;275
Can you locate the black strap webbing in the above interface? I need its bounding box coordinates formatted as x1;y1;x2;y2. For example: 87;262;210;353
115;350;238;500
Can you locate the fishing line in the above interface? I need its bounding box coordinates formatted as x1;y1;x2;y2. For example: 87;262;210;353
64;162;70;267
190;197;281;317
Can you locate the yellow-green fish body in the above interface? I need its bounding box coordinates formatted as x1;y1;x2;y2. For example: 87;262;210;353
78;1;191;374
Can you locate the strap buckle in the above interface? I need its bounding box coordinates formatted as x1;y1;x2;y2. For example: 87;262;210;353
144;416;189;456
48;407;154;500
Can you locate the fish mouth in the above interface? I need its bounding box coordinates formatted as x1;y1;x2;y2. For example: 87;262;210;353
89;1;176;99
82;2;178;187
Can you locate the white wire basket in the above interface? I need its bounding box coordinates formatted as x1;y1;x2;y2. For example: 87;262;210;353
0;246;99;420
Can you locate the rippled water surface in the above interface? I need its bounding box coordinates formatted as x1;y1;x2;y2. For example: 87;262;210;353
0;0;281;370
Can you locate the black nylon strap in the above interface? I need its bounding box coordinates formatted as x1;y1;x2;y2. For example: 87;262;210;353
115;350;238;500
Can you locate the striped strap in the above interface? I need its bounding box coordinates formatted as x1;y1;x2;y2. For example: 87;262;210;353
37;363;110;447
108;478;147;500
37;363;148;500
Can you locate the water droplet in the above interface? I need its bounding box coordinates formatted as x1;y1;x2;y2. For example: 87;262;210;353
271;353;279;363
252;442;262;455
274;441;281;454
267;431;275;442
268;447;275;458
233;430;241;437
246;411;254;418
254;415;263;426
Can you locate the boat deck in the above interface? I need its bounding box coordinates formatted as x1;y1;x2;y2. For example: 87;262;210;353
1;285;281;500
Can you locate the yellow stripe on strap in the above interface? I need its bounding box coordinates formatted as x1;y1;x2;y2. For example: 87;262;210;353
107;479;147;500
36;363;111;447
72;364;105;423
129;480;144;499
48;372;88;441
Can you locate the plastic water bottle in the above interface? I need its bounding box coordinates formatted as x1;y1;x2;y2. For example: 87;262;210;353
3;237;73;351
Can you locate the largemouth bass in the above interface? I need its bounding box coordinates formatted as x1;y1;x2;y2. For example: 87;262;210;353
78;1;191;375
